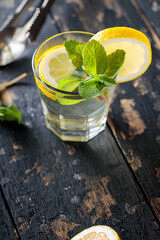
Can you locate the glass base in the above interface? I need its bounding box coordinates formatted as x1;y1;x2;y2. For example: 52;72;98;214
45;117;106;142
40;87;115;142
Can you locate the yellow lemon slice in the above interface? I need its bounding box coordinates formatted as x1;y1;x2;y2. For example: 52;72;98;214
92;27;152;83
71;225;120;240
39;45;75;88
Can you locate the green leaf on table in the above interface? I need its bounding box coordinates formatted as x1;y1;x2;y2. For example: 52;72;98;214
64;40;84;71
105;49;126;78
57;78;83;105
83;39;107;75
0;102;22;124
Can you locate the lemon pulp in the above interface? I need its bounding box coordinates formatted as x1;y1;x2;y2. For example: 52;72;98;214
39;45;75;88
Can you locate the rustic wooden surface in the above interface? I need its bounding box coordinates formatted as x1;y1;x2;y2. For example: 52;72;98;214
136;0;160;37
51;0;160;221
0;190;19;239
0;0;160;239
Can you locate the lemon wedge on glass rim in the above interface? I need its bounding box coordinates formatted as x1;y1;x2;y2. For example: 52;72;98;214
38;27;152;99
91;27;152;83
71;225;120;240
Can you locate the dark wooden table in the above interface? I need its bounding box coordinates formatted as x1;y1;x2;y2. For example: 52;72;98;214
0;0;160;239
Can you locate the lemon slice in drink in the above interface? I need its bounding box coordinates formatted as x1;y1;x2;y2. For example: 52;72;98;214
39;45;75;88
92;27;152;83
71;225;120;240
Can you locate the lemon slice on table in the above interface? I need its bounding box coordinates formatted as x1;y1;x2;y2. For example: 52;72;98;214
71;225;120;240
92;27;152;83
39;45;75;88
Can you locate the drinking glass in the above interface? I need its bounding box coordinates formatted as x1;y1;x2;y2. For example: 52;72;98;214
32;31;116;142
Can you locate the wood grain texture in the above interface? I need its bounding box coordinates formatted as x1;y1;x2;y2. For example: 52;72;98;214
51;0;160;219
136;0;160;37
0;190;18;239
50;0;160;221
107;0;160;221
0;0;160;239
1;122;160;239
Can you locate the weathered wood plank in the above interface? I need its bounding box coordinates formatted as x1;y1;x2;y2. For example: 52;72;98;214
51;0;160;221
135;0;160;37
0;189;19;239
0;0;160;239
108;0;160;221
1;122;160;239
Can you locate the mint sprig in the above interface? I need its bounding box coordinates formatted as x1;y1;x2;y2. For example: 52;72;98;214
57;39;126;105
79;81;103;99
78;74;115;99
0;101;22;124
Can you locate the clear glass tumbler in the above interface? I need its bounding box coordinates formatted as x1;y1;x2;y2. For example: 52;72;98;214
32;31;116;142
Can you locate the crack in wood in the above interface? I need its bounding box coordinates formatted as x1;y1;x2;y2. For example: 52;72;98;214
107;113;117;139
151;197;160;221
126;155;142;171
131;0;160;50
0;186;22;239
119;130;126;140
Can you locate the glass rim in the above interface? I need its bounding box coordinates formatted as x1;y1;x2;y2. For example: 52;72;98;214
32;31;94;95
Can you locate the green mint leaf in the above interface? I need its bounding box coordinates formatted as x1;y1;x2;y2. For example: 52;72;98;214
78;80;104;99
78;74;116;99
81;74;115;85
97;74;116;87
0;102;22;124
57;78;79;91
83;39;107;75
105;49;126;78
57;78;83;105
64;40;84;71
76;44;84;54
80;75;101;84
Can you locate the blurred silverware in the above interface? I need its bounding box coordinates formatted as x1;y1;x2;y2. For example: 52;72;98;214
0;0;54;66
